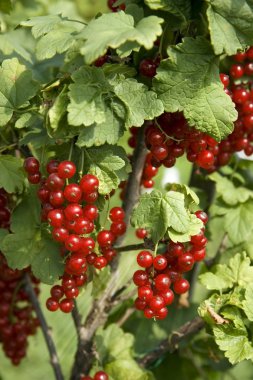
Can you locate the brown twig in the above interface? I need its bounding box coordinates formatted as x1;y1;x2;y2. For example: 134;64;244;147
70;126;148;379
24;274;64;380
138;317;205;368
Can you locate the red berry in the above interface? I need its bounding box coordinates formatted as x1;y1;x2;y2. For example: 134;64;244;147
83;205;99;220
94;371;109;380
50;285;64;300
167;242;184;257
49;190;64;207
139;59;157;78
64;184;82;203
109;207;125;222
153;255;167;271
219;73;229;88
196;150;214;169
46;173;64;191
177;253;194;272
59;298;74;313
97;230;115;247
46;297;59;312
65;235;82;252
80;174;99;194
47;209;64;228
52;227;69;242
195;210;208;224
28;173;41;184
154;274;171;291
143;307;155;319
110;221;126;236
230;64;244;79
160;289;174;305
137;251;153;268
24;157;40;174
93;256;108;269
173;278;190;294
133;270;149;287
46;160;59;174
73;217;94;235
64;203;83;220
155;307;168;320
136;228;147;239
138;286;153;301
64;287;79;299
149;295;165;311
134;298;147;310
57;161;76;179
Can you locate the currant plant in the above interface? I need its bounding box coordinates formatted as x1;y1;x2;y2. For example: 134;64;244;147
1;0;253;380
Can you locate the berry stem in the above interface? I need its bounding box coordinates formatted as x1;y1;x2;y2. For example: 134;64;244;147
24;273;64;380
79;148;85;178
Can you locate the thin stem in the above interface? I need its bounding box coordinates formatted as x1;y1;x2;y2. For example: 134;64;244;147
0;143;18;153
79;149;85;178
138;317;205;368
24;274;64;380
68;139;74;161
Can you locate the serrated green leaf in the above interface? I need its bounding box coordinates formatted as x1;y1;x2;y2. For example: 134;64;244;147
144;0;191;22
80;11;163;64
21;15;65;38
112;77;164;127
82;145;130;194
205;0;253;56
0;156;25;193
167;214;203;243
0;58;39;126
69;66;163;146
243;283;253;321
198;293;231;325
209;172;253;206
224;202;253;244
153;37;237;141
200;253;253;291
213;324;253;364
131;190;192;243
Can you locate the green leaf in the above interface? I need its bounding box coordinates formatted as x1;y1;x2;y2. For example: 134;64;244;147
200;253;253;291
224;201;253;244
0;155;25;193
112;77;164;127
144;0;191;22
80;11;163;64
153;37;237;141
21;15;84;60
95;324;154;380
0;0;12;13
205;0;253;56
0;190;64;284
243;283;253;321
167;214;203;243
131;190;192;243
15;113;40;129
209;172;253;206
69;66;163;146
165;183;199;206
0;58;39;126
82;145;131;194
213;324;253;364
48;85;69;130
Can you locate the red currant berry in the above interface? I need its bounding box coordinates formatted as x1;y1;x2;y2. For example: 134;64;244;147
93;256;108;269
109;207;125;222
97;230;115;247
138;286;153;301
173;278;190;294
154;274;171;291
195;210;208;224
83;205;98;220
137;251;153;268
153;255;167;271
94;371;109;380
64;203;83;220
155;307;168;320
136;228;147;239
149;295;165;311
65;235;82;252
59;298;74;313
47;209;64;228
80;174;99;194
46;297;59;312
64;184;82;203
46;160;59;174
50;285;64;300
52;227;69;242
57;161;76;179
139;59;157;78
46;173;64;191
134;298;147;310
24;157;40;174
133;270;149;287
160;289;174;305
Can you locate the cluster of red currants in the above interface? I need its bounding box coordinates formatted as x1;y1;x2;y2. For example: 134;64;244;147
24;157;125;313
219;46;253;158
0;189;40;365
81;370;109;380
133;211;208;319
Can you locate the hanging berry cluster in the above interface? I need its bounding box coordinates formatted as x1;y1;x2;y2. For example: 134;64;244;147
0;189;40;365
133;211;208;320
24;157;126;313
